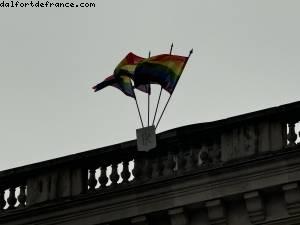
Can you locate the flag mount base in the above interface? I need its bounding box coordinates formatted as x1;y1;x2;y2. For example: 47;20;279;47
136;126;156;152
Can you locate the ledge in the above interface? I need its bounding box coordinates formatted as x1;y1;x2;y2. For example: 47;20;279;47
1;147;300;225
1;100;300;180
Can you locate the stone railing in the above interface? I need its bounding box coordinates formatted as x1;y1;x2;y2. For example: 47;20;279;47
0;101;300;212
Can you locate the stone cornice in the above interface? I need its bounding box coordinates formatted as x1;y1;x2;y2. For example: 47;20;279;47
1;148;300;225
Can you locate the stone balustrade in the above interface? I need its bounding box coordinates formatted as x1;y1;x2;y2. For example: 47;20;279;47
0;100;300;216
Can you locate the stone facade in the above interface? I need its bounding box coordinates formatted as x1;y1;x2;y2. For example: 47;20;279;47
0;101;300;225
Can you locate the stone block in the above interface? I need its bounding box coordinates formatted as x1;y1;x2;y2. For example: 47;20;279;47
270;121;284;151
221;124;257;162
168;207;188;225
244;191;265;223
257;121;270;153
57;169;71;198
71;168;85;195
26;167;79;205
205;199;227;225
136;126;156;152
282;182;300;215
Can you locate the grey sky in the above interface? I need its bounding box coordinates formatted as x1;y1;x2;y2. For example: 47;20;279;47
0;0;299;170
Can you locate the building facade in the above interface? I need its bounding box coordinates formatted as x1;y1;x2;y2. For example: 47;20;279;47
0;101;300;225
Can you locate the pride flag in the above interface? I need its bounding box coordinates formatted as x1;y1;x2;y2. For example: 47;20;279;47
133;54;189;94
93;75;135;98
114;52;151;94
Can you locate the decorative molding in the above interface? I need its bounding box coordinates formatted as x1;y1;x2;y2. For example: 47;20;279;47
168;207;188;225
244;191;265;224
205;199;227;225
282;182;300;215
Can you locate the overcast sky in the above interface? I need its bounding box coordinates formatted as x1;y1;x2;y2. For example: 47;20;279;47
0;0;299;170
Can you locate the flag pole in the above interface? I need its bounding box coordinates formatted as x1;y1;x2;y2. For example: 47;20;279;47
152;43;173;126
152;87;162;125
147;51;151;127
155;48;193;129
135;97;144;128
132;80;144;128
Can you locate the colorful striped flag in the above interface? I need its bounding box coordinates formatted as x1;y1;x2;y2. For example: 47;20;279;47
93;75;135;98
114;52;151;94
133;54;189;94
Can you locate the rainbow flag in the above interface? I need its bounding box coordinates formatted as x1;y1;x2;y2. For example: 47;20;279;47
133;54;189;94
93;75;135;98
114;52;151;94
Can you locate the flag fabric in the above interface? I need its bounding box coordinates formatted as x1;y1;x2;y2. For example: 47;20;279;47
114;52;151;94
133;54;189;94
114;52;144;75
93;75;135;98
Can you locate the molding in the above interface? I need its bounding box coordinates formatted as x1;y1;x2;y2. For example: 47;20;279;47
259;214;300;225
1;153;300;225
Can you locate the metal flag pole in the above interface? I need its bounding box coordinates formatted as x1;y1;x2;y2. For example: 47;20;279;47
152;87;162;125
132;80;144;128
135;97;144;128
152;43;173;126
147;51;151;127
155;48;193;129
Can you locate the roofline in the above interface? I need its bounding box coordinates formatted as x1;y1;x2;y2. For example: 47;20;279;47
1;100;299;178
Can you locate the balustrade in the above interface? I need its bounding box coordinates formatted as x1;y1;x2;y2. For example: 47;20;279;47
0;184;27;212
0;101;300;214
86;156;136;191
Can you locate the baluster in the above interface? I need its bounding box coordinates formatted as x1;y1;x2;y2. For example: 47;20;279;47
132;158;144;181
185;151;192;171
200;150;212;166
88;168;97;191
210;143;221;164
99;165;108;188
163;152;175;176
110;162;119;186
0;189;6;211
121;160;131;183
145;158;153;179
158;157;164;176
287;122;297;146
152;156;164;178
7;187;17;209
177;150;187;173
186;148;199;170
152;158;159;178
18;185;27;208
